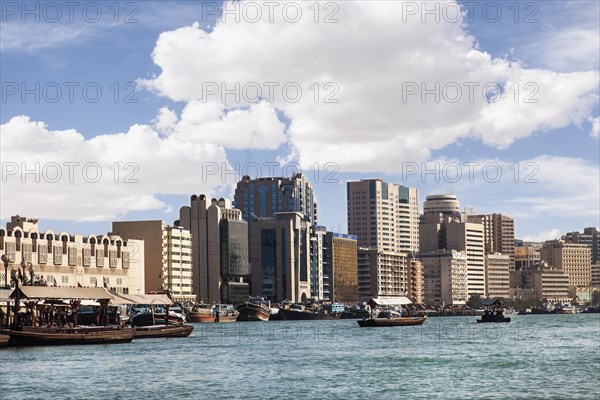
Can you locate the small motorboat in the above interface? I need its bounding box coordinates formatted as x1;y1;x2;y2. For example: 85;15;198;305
477;298;511;323
357;311;427;327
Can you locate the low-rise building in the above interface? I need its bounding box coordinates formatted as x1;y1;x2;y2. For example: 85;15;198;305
1;215;144;295
509;262;571;303
357;249;409;302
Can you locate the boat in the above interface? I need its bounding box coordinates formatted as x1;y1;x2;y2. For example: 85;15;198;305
357;311;427;327
129;310;186;327
0;326;135;346
279;306;341;321
215;304;238;322
237;298;271;322
477;298;511;323
133;324;194;339
187;304;215;323
0;334;9;348
477;314;511;323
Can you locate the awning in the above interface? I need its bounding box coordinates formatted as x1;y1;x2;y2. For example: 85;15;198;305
0;289;11;302
369;297;413;307
109;293;172;305
10;286;113;300
481;298;503;307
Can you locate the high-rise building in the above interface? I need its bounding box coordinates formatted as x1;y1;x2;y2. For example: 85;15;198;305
248;212;311;303
357;249;409;301
420;210;486;296
347;179;419;253
407;259;424;304
467;214;515;270
1;216;145;295
485;253;510;299
112;220;194;301
420;250;468;305
323;232;358;303
177;195;248;303
563;227;600;263
310;226;327;299
539;240;592;289
515;246;541;270
233;174;317;225
509;262;571;303
422;194;461;217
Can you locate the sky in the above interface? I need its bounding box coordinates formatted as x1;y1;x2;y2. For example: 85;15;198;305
1;0;599;241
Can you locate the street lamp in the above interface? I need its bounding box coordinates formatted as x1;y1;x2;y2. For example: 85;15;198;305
20;259;27;286
1;253;9;289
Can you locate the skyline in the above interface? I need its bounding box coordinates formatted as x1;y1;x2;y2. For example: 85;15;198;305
1;0;599;241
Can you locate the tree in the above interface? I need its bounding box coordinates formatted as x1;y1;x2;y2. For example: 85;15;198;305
466;294;482;309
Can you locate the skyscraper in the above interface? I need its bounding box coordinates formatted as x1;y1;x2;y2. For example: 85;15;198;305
419;195;486;296
248;212;311;303
233;174;317;225
177;195;249;303
323;232;359;303
347;179;419;253
467;213;515;270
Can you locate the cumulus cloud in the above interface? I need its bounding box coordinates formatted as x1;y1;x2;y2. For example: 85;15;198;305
139;0;599;173
0;115;232;221
521;228;562;242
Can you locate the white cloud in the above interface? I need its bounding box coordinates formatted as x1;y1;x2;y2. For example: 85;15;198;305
0;115;233;221
521;228;561;242
139;0;599;173
589;116;600;139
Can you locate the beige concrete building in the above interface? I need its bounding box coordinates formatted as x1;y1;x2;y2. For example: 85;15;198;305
420;211;486;296
509;264;571;303
323;232;358;304
1;216;144;295
468;214;515;270
357;249;410;301
420;250;468;306
539;240;592;291
407;259;424;304
485;253;510;299
248;212;311;303
177;195;248;303
347;179;419;253
422;194;461;216
515;246;541;270
112;221;194;302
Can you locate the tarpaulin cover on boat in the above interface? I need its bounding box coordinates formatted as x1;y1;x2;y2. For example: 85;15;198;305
10;286;113;300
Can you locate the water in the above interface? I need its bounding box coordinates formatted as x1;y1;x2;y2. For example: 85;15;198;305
1;314;599;400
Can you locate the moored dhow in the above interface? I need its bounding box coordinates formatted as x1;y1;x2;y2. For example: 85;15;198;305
1;326;135;346
237;298;271;322
133;324;193;339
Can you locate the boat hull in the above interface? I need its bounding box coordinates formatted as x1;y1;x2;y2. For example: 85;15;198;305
0;334;9;348
357;316;427;327
188;312;215;323
1;327;135;346
477;317;511;323
279;309;341;321
236;303;270;322
134;324;194;339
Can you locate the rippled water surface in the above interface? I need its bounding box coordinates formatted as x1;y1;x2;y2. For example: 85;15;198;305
1;314;599;399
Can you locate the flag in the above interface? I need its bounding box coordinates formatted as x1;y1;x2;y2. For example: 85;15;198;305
77;282;82;288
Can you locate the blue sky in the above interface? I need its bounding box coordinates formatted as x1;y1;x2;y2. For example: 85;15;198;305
1;0;599;241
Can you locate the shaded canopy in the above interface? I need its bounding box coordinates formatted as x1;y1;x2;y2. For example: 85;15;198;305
109;293;172;305
10;286;113;301
481;298;503;307
0;289;11;302
369;297;413;307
